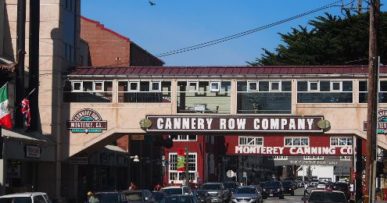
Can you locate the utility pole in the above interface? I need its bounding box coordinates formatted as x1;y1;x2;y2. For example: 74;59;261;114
185;147;189;186
365;0;380;202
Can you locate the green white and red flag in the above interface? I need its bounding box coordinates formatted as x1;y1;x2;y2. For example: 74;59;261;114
177;148;186;172
0;83;13;129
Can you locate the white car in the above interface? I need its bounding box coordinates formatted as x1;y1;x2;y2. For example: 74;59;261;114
161;186;192;195
0;192;52;203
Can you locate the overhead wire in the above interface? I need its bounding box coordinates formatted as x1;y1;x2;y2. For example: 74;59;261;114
156;0;354;58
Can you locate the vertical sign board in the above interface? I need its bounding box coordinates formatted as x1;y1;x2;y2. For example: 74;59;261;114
363;109;387;134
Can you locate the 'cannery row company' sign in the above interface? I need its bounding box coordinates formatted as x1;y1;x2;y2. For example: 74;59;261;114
67;108;107;133
144;115;328;133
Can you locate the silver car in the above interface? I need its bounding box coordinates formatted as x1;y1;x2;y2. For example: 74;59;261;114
231;186;262;203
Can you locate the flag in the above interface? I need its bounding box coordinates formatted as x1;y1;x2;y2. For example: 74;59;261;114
177;148;186;172
0;84;13;129
21;98;31;128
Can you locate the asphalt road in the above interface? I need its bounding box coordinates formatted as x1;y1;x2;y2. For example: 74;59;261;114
263;188;304;203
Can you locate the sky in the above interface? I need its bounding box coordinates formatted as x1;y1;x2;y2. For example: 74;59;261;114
81;0;386;66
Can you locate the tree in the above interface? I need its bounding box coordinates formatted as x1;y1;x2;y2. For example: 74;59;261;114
248;11;387;66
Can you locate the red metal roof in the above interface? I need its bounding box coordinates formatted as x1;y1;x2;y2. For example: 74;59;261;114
67;65;387;78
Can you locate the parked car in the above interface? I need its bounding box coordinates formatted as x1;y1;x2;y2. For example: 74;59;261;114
198;182;230;203
152;191;167;203
231;186;262;203
332;182;350;200
162;195;198;203
94;191;128;203
223;181;239;193
303;190;347;203
161;186;192;195
193;190;211;203
282;180;296;196
123;190;155;203
0;192;52;203
261;181;284;199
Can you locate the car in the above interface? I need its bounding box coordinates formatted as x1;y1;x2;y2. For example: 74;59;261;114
261;181;284;199
197;182;230;203
231;186;262;203
162;195;199;203
94;191;128;203
332;182;350;200
316;182;327;189
223;181;239;193
303;190;347;203
152;191;167;203
123;190;155;203
282;180;296;196
0;192;52;203
161;186;192;196
193;190;211;203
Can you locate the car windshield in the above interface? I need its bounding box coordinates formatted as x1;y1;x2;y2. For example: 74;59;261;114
309;191;346;203
201;184;222;190
223;182;237;189
333;183;348;190
234;187;256;194
162;188;183;195
0;197;32;203
263;181;280;188
162;196;194;203
126;192;143;201
95;193;120;203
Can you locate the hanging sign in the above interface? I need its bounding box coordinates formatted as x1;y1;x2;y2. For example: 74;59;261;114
67;108;107;133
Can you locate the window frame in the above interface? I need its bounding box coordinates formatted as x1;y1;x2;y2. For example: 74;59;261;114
187;81;199;92
210;81;221;92
284;137;309;147
239;136;264;146
247;81;258;92
71;81;82;92
93;81;104;92
330;81;342;92
128;81;140;92
308;81;319;92
269;81;281;92
150;81;161;92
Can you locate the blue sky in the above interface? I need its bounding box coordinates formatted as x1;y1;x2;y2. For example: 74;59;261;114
81;0;386;66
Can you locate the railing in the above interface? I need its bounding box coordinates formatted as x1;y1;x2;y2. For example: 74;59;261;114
176;91;231;114
63;92;112;103
237;92;291;114
118;91;171;103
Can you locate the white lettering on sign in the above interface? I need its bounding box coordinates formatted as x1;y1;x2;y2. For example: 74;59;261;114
234;146;352;155
235;146;284;155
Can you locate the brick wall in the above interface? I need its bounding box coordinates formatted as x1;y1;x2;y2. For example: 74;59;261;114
81;16;131;66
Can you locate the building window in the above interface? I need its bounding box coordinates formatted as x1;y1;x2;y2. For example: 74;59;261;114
359;80;387;103
239;136;263;146
297;80;352;103
284;137;309;147
304;156;324;160
168;153;197;183
64;80;113;103
330;137;353;146
273;156;288;160
118;80;171;103
173;135;197;141
237;80;291;114
210;81;221;92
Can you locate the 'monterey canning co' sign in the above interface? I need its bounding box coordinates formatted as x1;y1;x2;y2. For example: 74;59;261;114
145;115;325;133
67;108;107;133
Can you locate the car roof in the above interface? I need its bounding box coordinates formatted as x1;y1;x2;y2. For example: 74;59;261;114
162;186;186;189
0;192;47;198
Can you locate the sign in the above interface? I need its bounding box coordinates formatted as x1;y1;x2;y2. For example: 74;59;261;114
25;145;41;158
363;109;387;134
226;170;235;178
67;108;107;133
234;146;353;156
145;115;324;133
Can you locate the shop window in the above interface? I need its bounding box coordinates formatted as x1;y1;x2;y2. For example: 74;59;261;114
239;136;263;146
284;137;309;147
168;153;197;184
330;137;353;146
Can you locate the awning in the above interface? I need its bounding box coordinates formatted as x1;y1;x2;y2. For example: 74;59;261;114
1;128;53;144
104;145;127;154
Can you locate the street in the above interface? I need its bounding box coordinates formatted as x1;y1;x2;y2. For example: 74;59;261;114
263;188;304;203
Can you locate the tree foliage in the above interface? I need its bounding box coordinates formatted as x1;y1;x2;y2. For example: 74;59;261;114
248;11;387;66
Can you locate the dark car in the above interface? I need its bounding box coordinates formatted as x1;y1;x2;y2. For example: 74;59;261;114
282;180;296;196
162;195;198;203
304;190;347;203
152;191;167;203
261;181;284;199
231;186;262;203
197;182;229;203
94;192;128;203
123;190;155;203
332;182;350;199
223;181;239;193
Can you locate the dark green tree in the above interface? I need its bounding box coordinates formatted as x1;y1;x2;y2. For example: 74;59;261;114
248;11;387;66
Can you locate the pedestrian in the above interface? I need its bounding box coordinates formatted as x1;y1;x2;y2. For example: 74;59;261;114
154;183;162;191
129;182;137;190
87;191;99;203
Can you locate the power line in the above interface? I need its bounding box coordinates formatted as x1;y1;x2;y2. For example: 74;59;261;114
156;0;353;58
